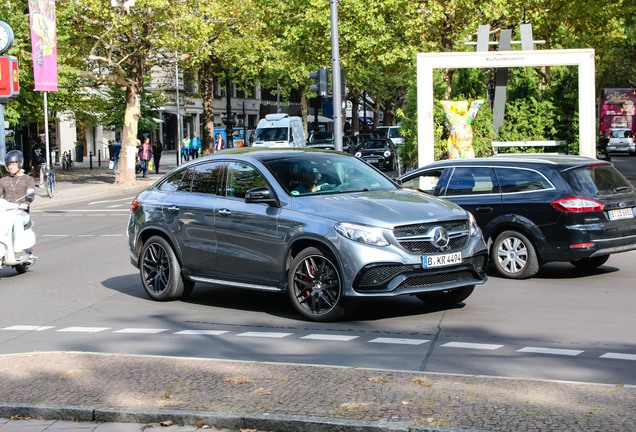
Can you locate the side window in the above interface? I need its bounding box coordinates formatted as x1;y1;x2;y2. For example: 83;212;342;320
402;170;443;195
191;162;223;194
225;162;269;199
158;168;191;192
495;167;552;193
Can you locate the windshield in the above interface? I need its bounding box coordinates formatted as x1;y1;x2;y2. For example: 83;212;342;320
262;152;398;196
256;127;289;142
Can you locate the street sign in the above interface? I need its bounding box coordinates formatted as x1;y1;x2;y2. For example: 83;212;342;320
0;55;19;101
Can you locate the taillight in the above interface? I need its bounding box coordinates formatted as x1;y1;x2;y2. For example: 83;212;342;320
551;196;604;212
130;200;140;214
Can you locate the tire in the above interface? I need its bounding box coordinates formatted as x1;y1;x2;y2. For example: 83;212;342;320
570;255;609;269
491;230;539;279
46;178;55;198
14;264;30;274
416;285;475;307
287;246;345;322
139;235;187;301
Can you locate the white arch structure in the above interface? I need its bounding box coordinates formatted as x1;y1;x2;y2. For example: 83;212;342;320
416;49;596;167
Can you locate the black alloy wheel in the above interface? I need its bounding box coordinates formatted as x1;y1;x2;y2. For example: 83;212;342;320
140;235;193;301
288;247;345;322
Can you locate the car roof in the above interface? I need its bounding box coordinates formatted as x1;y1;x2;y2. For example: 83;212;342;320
207;147;350;161
416;154;608;170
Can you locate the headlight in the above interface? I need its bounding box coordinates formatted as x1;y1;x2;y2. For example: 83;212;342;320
384;150;391;158
335;222;389;246
468;212;481;237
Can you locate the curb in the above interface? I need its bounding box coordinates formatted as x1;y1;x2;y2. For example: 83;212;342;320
0;403;487;432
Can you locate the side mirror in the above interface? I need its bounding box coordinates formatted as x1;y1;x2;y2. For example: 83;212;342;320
26;188;36;198
245;187;278;205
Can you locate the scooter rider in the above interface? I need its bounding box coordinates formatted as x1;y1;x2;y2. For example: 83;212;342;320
0;150;35;253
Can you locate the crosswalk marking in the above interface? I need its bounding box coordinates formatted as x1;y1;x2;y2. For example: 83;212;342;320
114;328;169;334
442;342;503;350
237;331;292;338
369;337;430;345
600;352;636;361
175;330;229;335
57;327;110;333
301;334;358;341
518;347;583;356
2;325;55;331
1;325;634;362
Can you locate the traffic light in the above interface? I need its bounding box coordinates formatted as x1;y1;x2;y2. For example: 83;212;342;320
309;67;328;97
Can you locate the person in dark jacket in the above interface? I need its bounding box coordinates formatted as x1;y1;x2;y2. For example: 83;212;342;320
152;139;163;174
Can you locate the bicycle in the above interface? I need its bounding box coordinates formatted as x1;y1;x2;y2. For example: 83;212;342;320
44;165;56;198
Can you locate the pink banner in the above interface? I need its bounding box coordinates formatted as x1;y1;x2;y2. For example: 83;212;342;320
29;0;58;92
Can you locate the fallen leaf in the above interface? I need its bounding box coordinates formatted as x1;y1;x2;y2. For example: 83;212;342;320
160;419;174;426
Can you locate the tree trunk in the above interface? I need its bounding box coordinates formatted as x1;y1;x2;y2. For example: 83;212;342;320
114;85;141;186
201;58;216;156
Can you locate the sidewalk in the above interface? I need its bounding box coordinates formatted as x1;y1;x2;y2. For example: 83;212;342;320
0;352;634;432
5;154;636;432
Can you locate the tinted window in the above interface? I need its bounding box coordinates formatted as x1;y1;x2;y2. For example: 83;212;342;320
445;167;495;196
225;162;268;199
158;167;191;192
401;170;443;194
495;167;552;193
562;165;634;196
191;162;224;194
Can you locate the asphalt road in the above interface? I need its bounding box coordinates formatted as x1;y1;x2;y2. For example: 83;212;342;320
0;177;635;387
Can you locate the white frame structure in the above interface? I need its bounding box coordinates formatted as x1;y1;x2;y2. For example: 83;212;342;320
416;49;596;167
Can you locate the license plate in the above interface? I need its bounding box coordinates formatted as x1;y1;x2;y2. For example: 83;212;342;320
422;252;462;268
608;208;634;221
367;158;379;163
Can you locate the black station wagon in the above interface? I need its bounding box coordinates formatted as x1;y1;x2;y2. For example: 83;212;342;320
398;155;636;279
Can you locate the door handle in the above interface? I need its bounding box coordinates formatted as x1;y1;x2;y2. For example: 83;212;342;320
218;208;232;216
167;205;179;212
475;207;492;213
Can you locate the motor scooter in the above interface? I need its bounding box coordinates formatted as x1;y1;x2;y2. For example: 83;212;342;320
0;188;37;274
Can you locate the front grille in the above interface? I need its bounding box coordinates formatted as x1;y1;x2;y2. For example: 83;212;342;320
393;220;469;253
354;255;487;293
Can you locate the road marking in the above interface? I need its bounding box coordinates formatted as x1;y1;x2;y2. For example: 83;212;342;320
518;347;583;356
114;328;169;334
369;337;430;345
2;325;55;331
600;352;636;361
175;330;229;336
57;327;110;333
237;331;292;338
301;334;358;341
442;342;503;350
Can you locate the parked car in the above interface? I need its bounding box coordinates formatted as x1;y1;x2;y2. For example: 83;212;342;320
355;138;397;171
375;125;404;145
397;154;636;279
606;128;635;155
308;131;335;145
128;148;488;322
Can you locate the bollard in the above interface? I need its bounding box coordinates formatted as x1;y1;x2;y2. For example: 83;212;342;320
89;151;93;170
98;150;102;168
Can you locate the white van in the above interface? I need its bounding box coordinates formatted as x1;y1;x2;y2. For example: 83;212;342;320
253;114;306;148
375;125;403;145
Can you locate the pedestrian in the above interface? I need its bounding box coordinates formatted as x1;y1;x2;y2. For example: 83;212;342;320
31;137;47;188
190;131;202;159
152;139;163;174
111;135;121;171
181;133;191;162
138;137;153;178
214;133;225;153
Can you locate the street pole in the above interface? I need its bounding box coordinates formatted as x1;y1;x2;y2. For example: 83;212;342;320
225;73;233;148
330;0;343;152
242;102;247;145
175;52;182;165
43;91;50;167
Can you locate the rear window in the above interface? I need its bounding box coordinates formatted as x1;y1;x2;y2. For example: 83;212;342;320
562;165;634;197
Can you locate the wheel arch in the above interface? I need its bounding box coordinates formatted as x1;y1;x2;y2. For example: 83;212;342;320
285;237;342;278
136;226;183;265
483;215;547;264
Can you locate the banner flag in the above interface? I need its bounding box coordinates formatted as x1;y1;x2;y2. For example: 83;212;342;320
28;0;58;92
